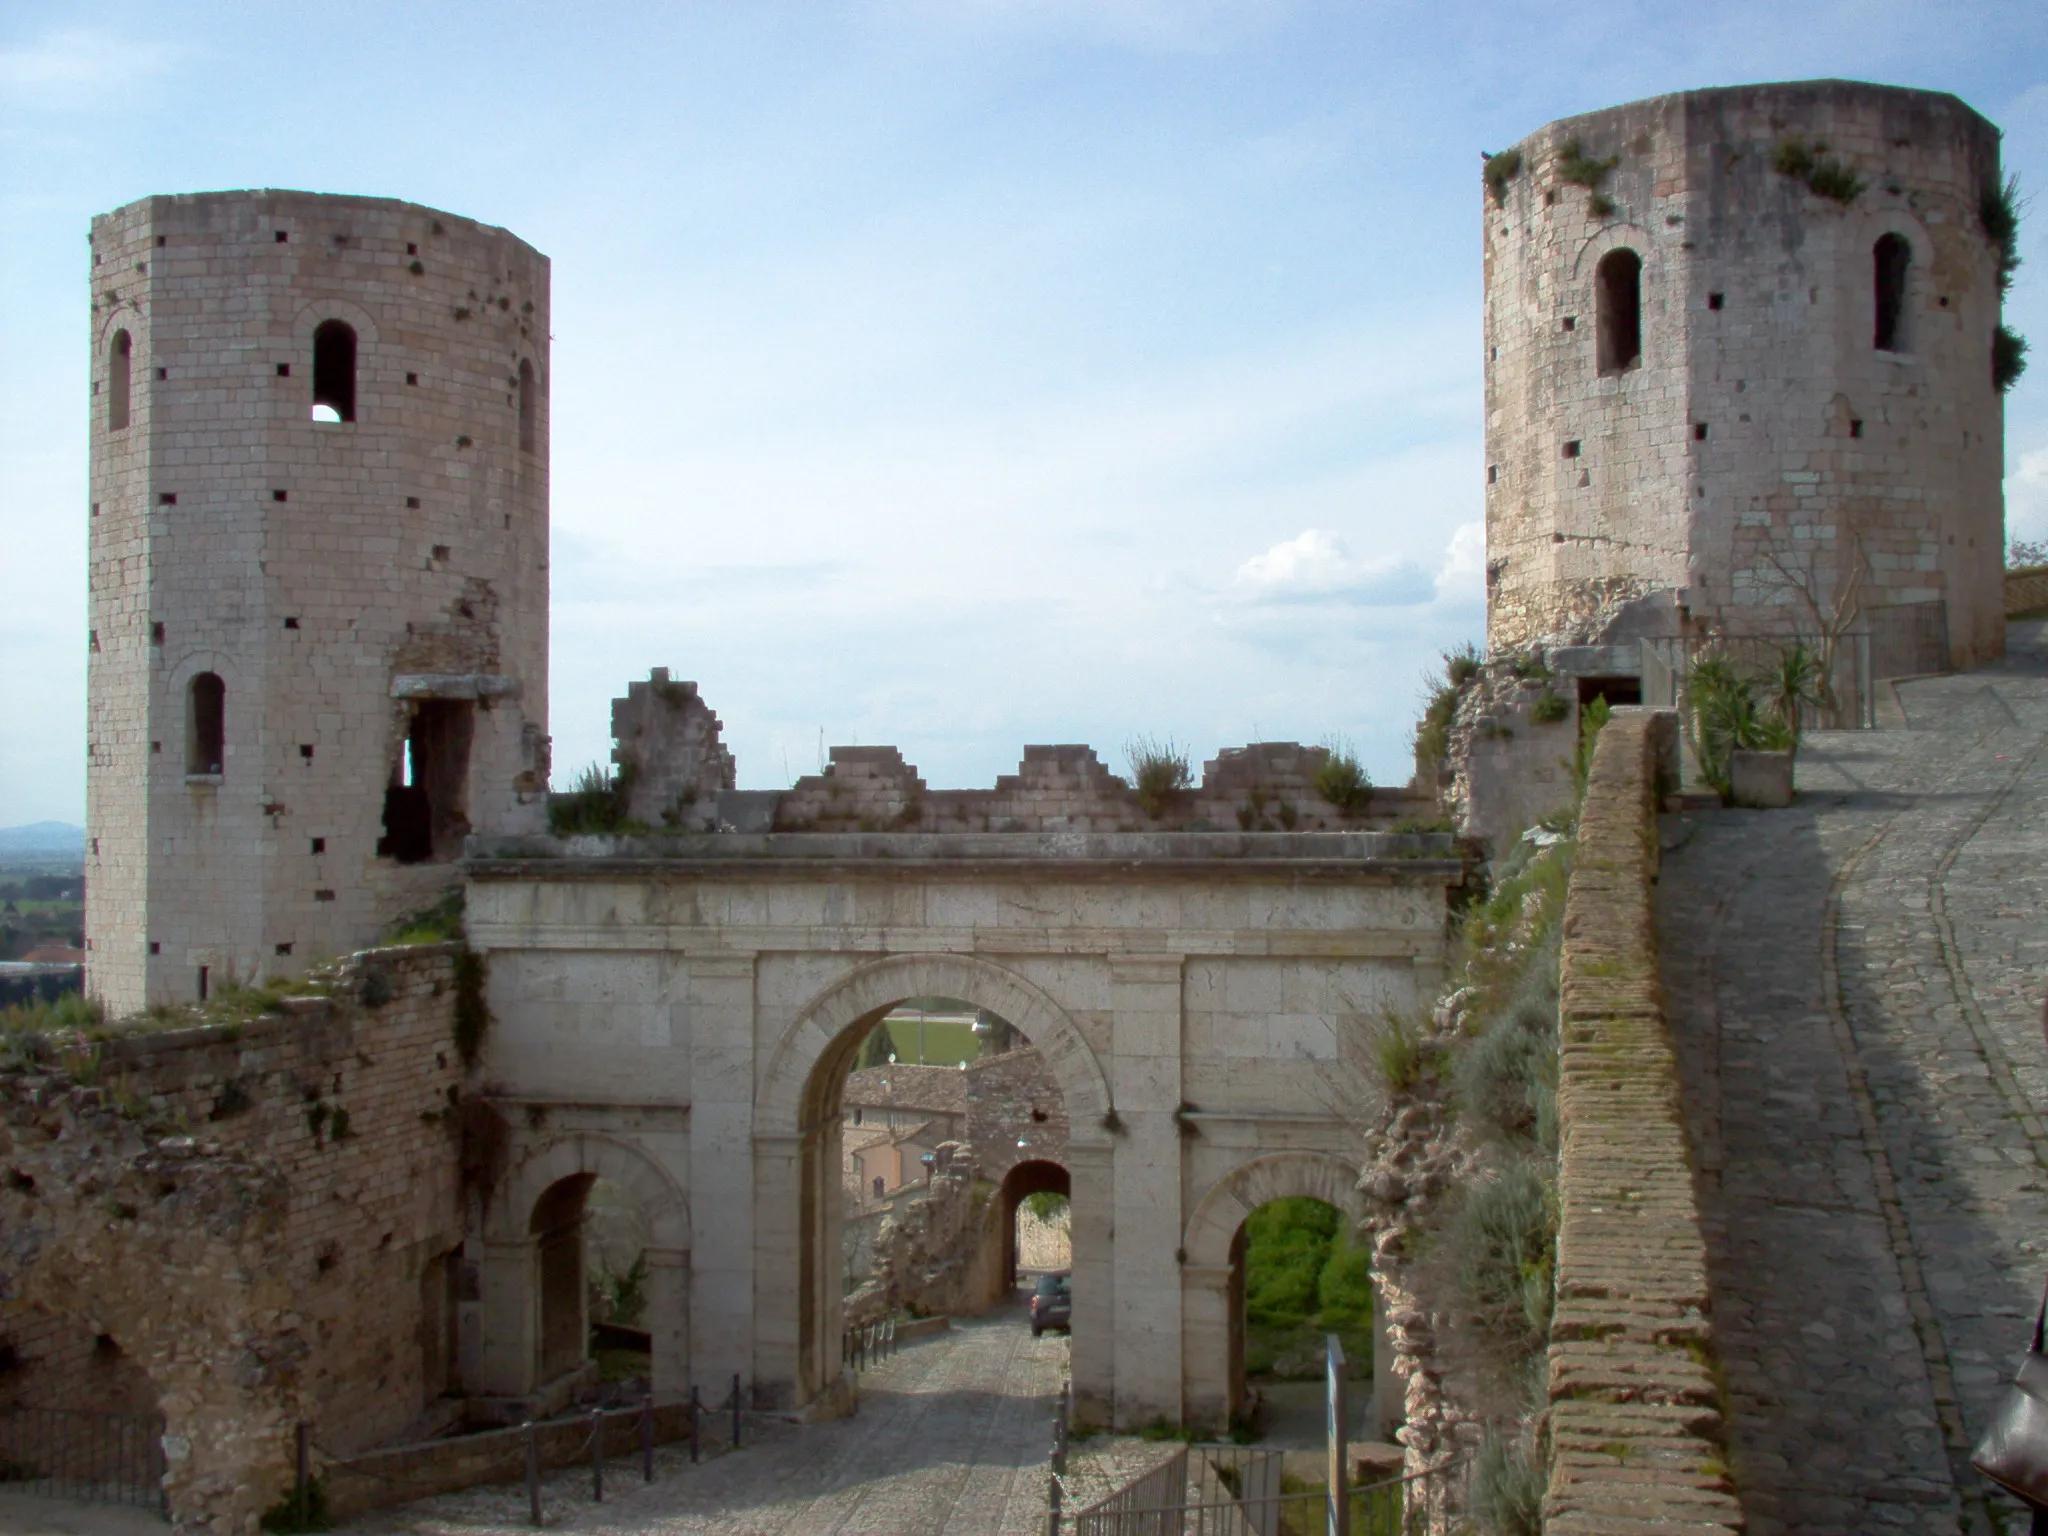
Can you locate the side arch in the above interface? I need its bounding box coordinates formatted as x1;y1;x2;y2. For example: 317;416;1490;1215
757;951;1113;1145
1182;1150;1364;1271
485;1129;689;1249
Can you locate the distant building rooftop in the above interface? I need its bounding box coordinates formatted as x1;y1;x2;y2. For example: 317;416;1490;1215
843;1064;968;1117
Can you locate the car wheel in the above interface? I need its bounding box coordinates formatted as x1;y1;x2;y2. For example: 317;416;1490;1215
1032;1324;1042;1338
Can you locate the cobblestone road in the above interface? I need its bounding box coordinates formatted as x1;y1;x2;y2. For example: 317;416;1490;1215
335;1307;1066;1536
1659;636;2048;1536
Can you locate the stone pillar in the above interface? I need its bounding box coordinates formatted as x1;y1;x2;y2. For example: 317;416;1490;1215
1066;1140;1115;1427
686;954;758;1396
476;1238;539;1397
750;1130;804;1407
644;1246;689;1399
1107;955;1185;1427
1180;1264;1233;1435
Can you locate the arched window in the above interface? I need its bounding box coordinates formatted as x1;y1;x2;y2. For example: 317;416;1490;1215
518;359;537;454
109;330;132;432
311;320;357;422
187;672;225;776
1874;234;1911;352
1596;249;1642;375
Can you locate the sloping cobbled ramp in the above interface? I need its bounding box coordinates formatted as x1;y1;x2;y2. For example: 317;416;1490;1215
334;1307;1063;1536
1658;646;2048;1536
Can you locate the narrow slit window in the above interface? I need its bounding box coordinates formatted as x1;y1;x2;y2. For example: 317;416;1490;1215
518;358;537;453
1596;249;1642;374
311;319;357;422
109;330;132;432
187;672;225;776
1874;234;1911;352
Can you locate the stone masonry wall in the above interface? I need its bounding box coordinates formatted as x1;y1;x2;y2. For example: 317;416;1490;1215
766;741;1436;834
964;1045;1069;1187
2010;564;2048;617
0;944;466;1531
1543;709;1741;1532
612;669;735;830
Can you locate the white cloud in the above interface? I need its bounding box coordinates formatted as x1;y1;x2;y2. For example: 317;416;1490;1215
1233;529;1434;607
2010;445;2048;545
1433;520;1486;606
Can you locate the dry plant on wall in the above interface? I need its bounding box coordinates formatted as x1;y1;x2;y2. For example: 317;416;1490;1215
1125;736;1192;819
1751;518;1872;729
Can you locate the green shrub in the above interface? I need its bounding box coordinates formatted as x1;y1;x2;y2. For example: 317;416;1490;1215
1570;695;1611;798
1554;138;1618;189
1452;1161;1555;1344
549;761;633;835
1686;653;1795;800
1983;173;2024;295
1469;1429;1545;1536
1368;1009;1431;1094
1996;324;2029;394
1244;1198;1337;1328
1529;689;1569;725
1446;643;1483;688
1414;645;1481;782
389;887;464;945
1022;1191;1069;1221
1484;149;1523;206
1312;750;1372;815
1773;136;1862;203
1126;737;1192;818
1455;989;1558;1146
1761;643;1823;741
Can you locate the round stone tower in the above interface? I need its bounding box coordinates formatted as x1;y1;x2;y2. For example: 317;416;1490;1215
85;191;551;1013
1482;81;2007;670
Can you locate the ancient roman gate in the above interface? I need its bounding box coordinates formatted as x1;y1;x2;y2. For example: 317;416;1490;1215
462;828;1459;1430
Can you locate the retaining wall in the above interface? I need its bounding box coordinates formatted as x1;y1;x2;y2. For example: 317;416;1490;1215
1544;709;1743;1533
2009;564;2048;618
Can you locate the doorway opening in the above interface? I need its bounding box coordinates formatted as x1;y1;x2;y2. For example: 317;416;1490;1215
1228;1197;1374;1441
378;700;473;863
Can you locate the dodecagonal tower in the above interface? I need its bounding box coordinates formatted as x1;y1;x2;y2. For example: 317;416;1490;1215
85;191;551;1013
1483;81;2008;668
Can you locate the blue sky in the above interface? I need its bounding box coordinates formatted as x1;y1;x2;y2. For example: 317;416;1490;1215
3;1;2044;825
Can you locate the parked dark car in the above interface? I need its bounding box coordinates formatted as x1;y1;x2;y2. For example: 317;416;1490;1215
1030;1271;1071;1337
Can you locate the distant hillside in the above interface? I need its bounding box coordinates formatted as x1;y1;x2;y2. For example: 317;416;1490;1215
0;822;85;858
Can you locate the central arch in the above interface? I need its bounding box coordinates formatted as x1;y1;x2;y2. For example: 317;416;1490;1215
756;952;1112;1408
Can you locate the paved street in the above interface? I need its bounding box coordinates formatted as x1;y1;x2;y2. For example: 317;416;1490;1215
336;1306;1066;1536
1658;630;2048;1536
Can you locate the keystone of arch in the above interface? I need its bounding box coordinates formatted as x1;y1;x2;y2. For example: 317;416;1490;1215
758;951;1113;1146
1182;1151;1364;1271
1569;221;1653;283
291;295;380;351
485;1129;689;1249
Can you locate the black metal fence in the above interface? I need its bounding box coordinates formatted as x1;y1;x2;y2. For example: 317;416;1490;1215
842;1316;898;1373
1060;1443;1471;1536
0;1405;167;1510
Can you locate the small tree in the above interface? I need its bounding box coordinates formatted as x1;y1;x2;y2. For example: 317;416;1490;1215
1752;518;1871;729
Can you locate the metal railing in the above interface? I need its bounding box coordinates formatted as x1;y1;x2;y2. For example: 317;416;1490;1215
1062;1445;1471;1536
0;1405;167;1510
842;1315;898;1373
